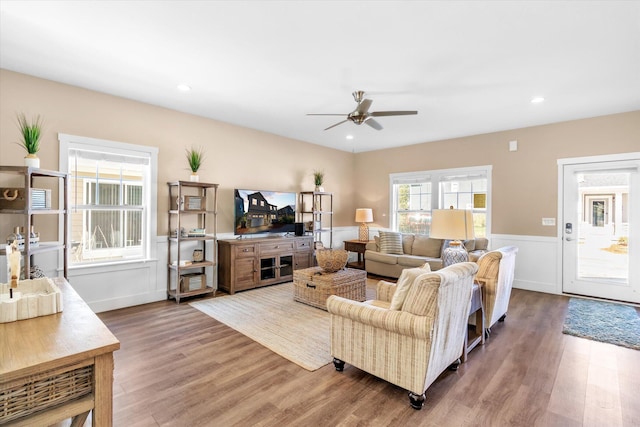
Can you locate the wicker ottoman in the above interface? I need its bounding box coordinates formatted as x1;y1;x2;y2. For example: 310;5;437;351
293;266;367;310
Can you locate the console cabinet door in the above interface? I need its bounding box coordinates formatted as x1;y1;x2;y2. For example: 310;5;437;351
294;251;311;269
235;257;258;291
259;254;293;285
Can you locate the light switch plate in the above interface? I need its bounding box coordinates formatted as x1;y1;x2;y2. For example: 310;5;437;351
542;218;556;226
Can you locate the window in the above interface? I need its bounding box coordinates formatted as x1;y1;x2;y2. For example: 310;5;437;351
390;166;491;237
59;134;158;266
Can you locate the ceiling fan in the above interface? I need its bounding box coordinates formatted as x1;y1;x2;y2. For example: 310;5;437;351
307;90;418;131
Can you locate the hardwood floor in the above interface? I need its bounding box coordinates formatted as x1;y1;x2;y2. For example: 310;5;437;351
83;282;639;426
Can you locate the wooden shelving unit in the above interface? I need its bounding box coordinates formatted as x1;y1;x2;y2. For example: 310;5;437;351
0;166;68;279
167;180;218;303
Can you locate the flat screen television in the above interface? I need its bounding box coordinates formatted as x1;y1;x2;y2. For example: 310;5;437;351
234;189;296;235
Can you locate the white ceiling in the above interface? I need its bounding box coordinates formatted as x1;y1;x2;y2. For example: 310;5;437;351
1;1;639;153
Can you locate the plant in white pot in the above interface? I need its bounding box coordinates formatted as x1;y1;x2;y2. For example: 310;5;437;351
186;146;205;182
313;169;325;192
16;113;43;168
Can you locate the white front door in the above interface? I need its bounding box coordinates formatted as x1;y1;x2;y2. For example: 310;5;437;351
560;155;640;303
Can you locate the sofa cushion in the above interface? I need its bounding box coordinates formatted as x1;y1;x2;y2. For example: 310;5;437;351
463;239;475;251
402;234;415;254
379;231;403;254
411;235;442;258
474;237;489;251
365;250;400;265
389;264;431;310
397;255;433;268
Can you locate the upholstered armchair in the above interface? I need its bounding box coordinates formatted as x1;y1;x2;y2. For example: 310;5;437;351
326;262;479;409
474;246;518;335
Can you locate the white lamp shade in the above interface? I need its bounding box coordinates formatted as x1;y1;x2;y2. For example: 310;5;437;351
355;208;373;223
430;209;474;240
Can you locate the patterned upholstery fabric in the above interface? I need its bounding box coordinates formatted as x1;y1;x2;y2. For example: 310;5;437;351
327;262;478;397
388;264;431;310
379;231;404;254
475;246;518;329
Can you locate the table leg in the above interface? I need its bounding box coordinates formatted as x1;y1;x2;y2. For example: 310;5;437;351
93;352;115;426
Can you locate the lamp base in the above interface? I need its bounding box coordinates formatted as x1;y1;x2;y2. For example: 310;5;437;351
442;241;468;267
359;223;369;242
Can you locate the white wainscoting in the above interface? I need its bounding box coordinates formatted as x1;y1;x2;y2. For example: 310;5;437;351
68;257;163;313
6;230;559;313
490;234;561;295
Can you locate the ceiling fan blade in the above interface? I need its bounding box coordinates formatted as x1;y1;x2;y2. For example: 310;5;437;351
307;113;347;116
365;118;383;130
355;99;373;114
324;120;349;131
370;110;418;117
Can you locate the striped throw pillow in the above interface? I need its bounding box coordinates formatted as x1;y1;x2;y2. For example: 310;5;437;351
379;231;403;255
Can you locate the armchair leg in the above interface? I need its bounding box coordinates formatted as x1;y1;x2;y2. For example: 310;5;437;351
333;358;345;372
447;358;461;371
498;313;506;322
408;392;425;410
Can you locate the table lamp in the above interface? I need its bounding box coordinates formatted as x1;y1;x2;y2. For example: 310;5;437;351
429;207;474;267
355;208;373;241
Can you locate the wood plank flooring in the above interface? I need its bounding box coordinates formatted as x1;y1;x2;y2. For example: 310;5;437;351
72;281;640;426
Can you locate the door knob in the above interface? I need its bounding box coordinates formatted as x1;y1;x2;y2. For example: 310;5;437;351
565;237;574;241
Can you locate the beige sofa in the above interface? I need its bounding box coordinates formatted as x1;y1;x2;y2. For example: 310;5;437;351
364;232;488;278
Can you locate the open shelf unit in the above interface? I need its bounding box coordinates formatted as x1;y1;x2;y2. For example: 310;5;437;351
0;166;68;279
167;180;218;303
298;191;333;249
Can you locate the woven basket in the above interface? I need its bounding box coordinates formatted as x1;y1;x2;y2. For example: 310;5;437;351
316;249;348;272
293;267;367;310
0;362;94;423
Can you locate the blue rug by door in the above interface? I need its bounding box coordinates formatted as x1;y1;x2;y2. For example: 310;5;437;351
562;298;640;350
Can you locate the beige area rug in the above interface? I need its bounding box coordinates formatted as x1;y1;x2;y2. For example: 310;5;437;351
190;282;331;371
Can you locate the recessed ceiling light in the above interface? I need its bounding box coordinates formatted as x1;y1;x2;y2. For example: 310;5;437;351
177;84;191;92
346;135;354;140
531;96;545;104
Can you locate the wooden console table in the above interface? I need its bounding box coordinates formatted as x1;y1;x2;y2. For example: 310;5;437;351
0;278;120;426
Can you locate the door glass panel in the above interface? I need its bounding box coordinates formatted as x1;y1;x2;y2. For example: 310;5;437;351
260;257;276;280
577;172;629;281
280;255;293;277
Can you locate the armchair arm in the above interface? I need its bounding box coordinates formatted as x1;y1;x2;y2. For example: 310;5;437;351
326;295;433;339
376;280;397;303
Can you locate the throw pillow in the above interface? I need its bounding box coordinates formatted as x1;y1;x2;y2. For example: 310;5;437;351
389;263;431;310
379;231;403;255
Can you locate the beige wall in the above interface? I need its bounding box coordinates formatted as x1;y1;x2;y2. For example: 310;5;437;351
354;111;640;237
2;69;638;241
0;69;356;239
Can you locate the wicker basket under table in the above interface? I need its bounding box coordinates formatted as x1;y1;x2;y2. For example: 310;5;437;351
293;266;367;310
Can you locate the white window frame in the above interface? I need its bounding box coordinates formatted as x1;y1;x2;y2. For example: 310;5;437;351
81;178;144;259
59;133;158;268
389;165;492;236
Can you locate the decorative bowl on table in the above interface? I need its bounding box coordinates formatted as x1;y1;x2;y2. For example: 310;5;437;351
316;249;348;272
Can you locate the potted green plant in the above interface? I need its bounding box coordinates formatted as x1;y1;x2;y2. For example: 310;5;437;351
16;113;43;168
186;146;205;181
313;169;325;192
